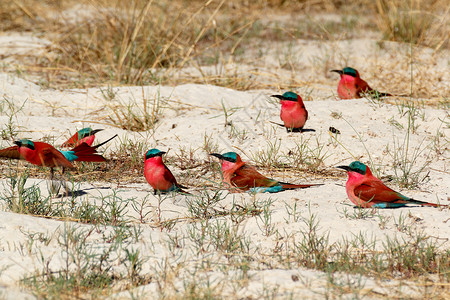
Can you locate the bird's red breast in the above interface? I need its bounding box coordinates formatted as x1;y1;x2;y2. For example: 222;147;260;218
280;100;307;129
144;156;177;191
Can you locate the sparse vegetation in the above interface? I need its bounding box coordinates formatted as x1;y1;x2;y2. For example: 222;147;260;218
0;0;448;299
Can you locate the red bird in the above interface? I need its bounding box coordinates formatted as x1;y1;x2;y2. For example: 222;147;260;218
0;135;116;175
331;67;391;100
61;127;103;148
144;149;188;194
338;161;447;208
210;152;319;193
271;92;308;132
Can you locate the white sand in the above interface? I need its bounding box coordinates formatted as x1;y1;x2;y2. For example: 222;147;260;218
0;31;449;298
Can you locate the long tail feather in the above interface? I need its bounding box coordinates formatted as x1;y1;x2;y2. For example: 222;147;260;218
407;198;446;208
70;143;105;162
92;134;118;149
69;134;117;161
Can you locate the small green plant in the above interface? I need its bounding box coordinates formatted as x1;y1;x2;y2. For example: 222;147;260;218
339;205;377;220
284;200;302;223
386;135;432;188
227;123;249;143
186;189;227;220
293;212;330;270
24;223;149;298
0;96;24;140
130;195;153;223
202;132;220;154
250;139;284;169
211;99;241;127
0;169;56;216
285;135;330;172
256;198;276;236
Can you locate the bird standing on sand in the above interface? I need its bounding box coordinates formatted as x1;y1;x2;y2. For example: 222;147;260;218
144;149;188;194
210;152;319;193
331;67;391;100
61;127;103;148
271;92;308;133
337;161;446;208
0;139;106;191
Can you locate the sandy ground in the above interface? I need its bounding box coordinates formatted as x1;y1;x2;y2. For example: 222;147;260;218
0;27;449;299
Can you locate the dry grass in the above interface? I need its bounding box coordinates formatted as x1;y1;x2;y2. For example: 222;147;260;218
1;0;447;90
375;0;449;50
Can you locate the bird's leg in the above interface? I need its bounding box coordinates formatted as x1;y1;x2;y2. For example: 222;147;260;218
47;167;61;196
61;167;70;197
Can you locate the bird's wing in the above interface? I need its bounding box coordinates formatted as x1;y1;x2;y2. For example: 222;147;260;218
357;79;391;97
0;146;22;159
231;164;278;190
70;142;105;162
356;79;372;97
61;131;80;148
163;165;178;185
41;147;74;168
354;179;407;204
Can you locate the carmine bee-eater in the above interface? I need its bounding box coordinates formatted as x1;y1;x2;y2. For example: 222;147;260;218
337;161;447;208
0;135;117;177
331;67;392;100
144;149;189;194
61;127;103;148
210;152;320;193
271;92;308;132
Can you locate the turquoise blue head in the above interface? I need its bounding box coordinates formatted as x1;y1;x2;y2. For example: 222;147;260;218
342;67;360;78
221;152;237;162
14;139;35;150
331;67;360;78
337;161;367;175
281;92;298;101
78;127;102;138
210;151;238;163
145;148;165;160
271;91;299;102
78;128;93;138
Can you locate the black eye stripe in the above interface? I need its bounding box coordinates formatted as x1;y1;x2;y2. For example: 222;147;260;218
146;153;158;159
26;143;35;150
223;157;236;163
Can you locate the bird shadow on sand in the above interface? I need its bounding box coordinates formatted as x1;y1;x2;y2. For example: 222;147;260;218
298;128;316;133
286;128;316;133
54;186;111;199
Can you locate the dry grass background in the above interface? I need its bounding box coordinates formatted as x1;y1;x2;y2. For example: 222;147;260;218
0;0;448;92
0;2;449;298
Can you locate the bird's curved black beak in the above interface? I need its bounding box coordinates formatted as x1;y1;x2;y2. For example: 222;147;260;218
91;129;104;135
14;140;22;147
331;69;343;75
337;165;350;171
158;151;166;156
209;153;223;160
